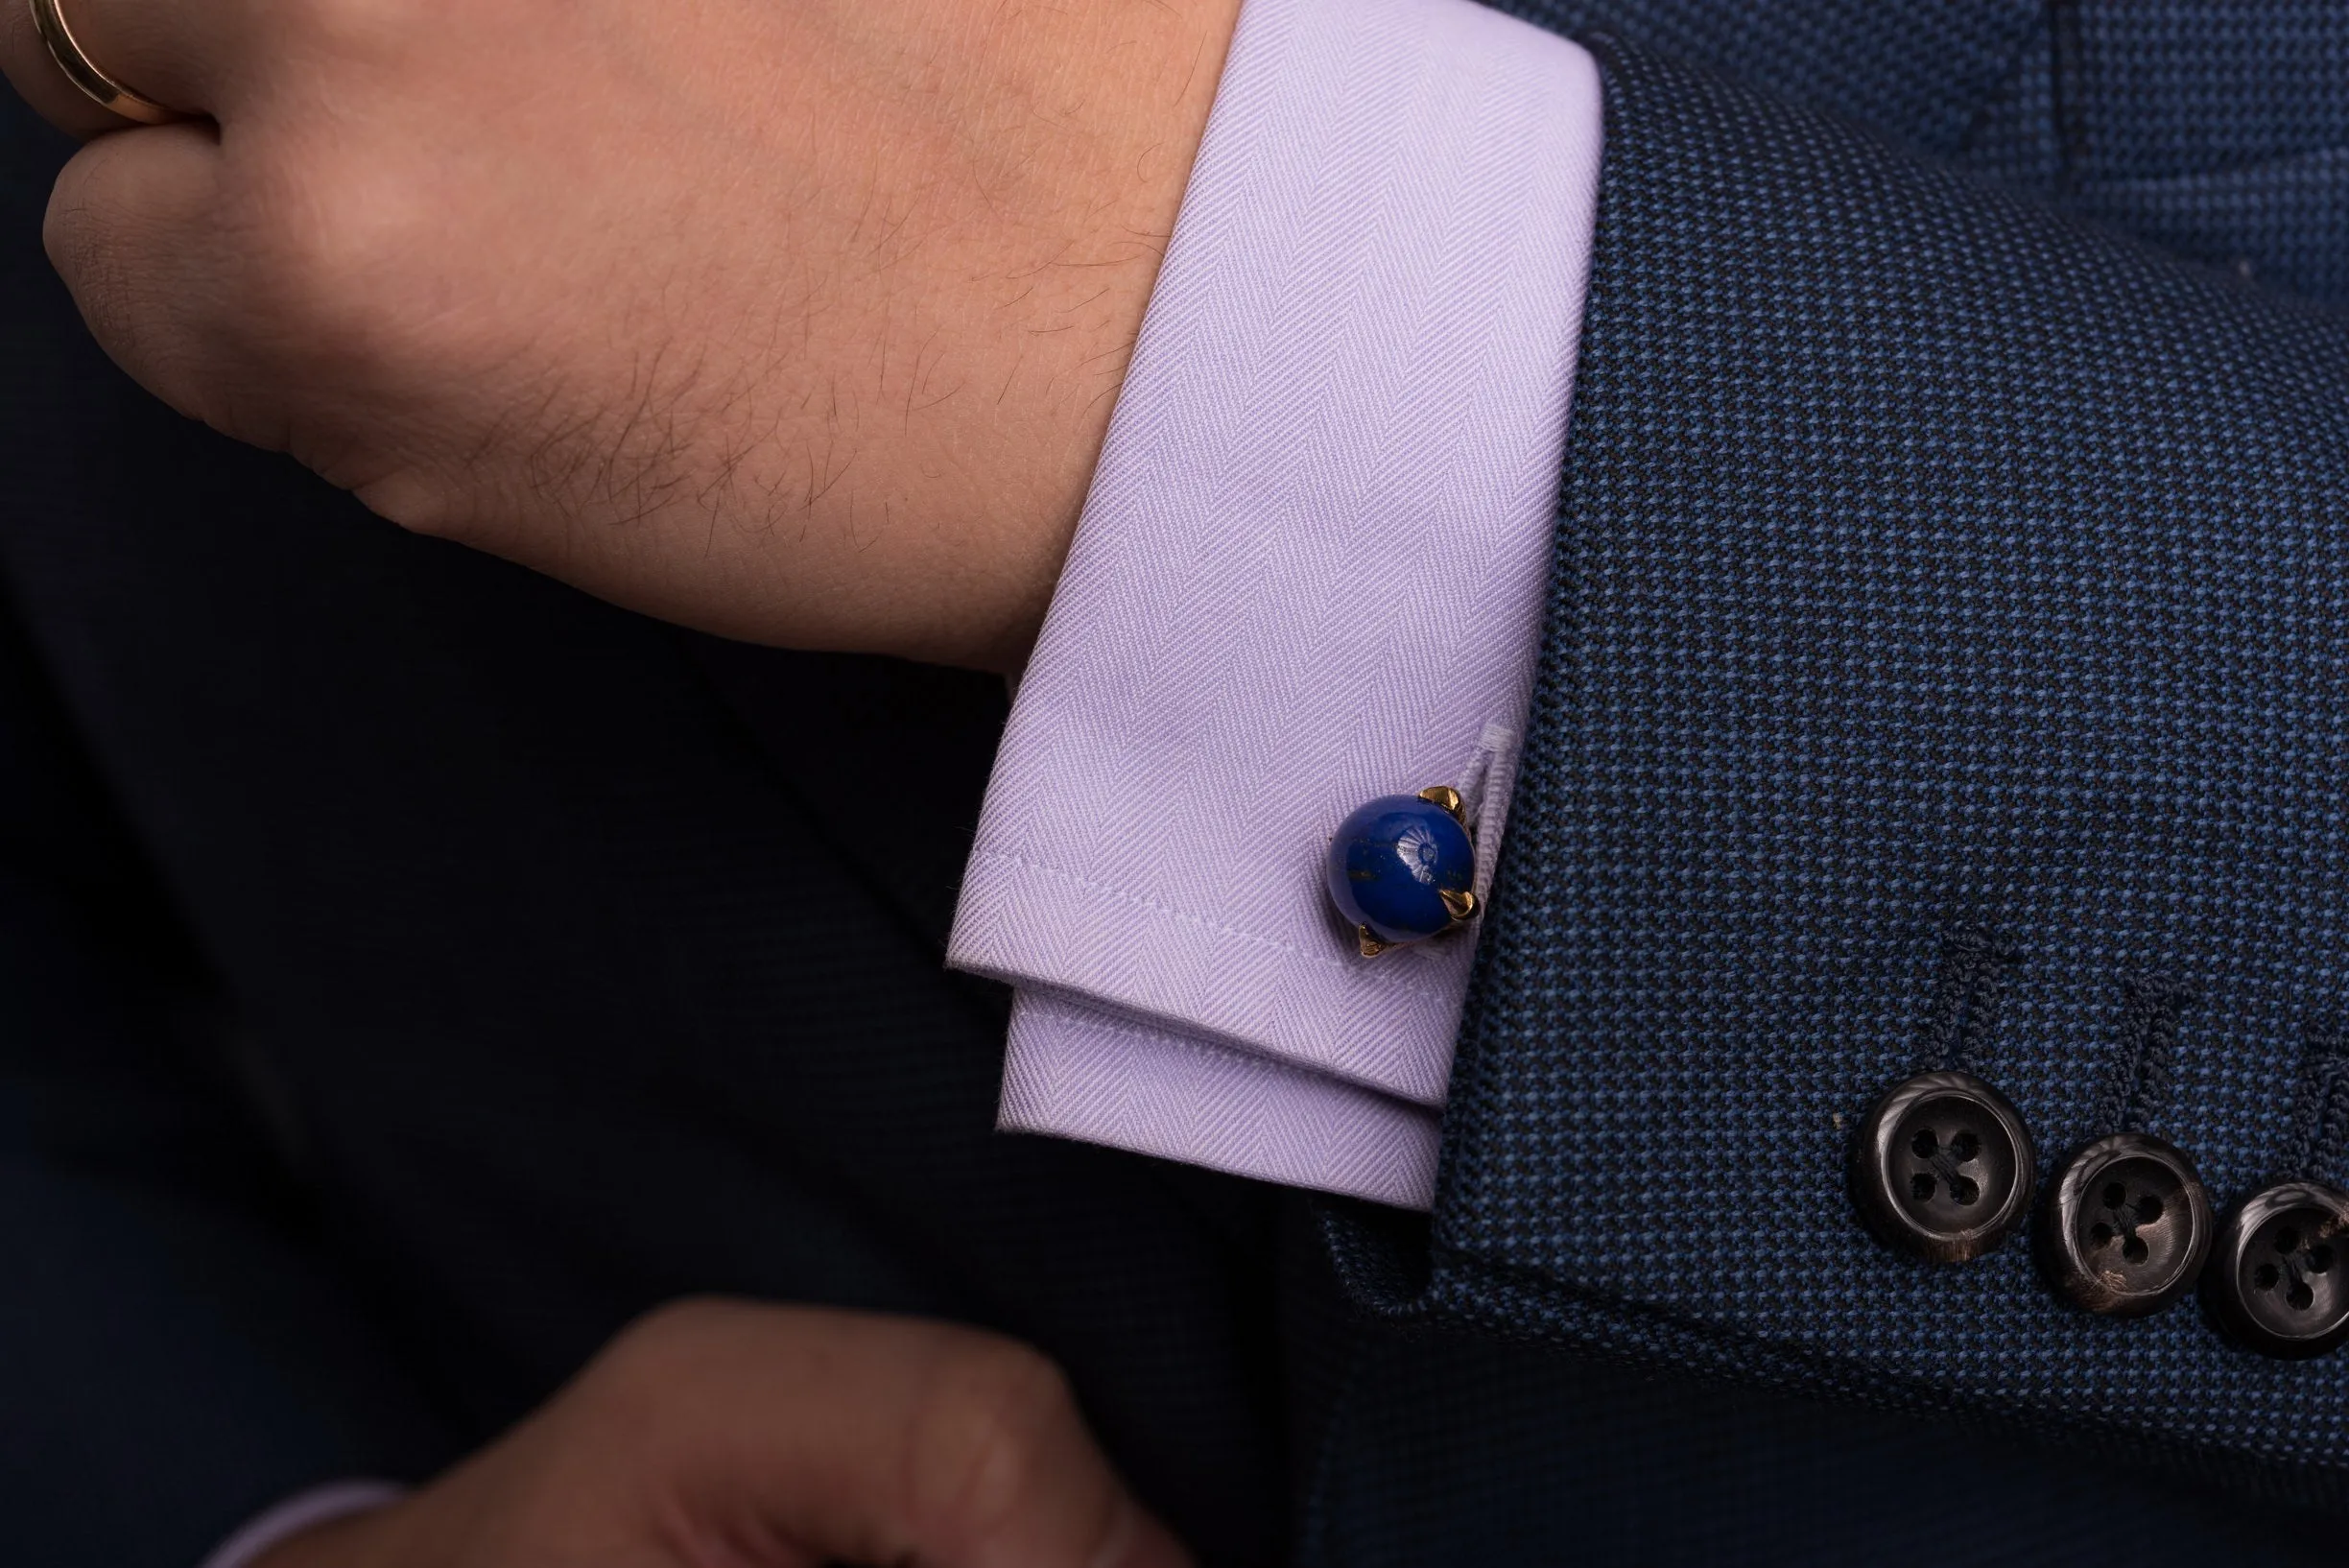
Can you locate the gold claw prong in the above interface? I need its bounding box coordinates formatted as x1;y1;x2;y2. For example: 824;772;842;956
1416;784;1466;824
1357;926;1391;959
1439;887;1478;923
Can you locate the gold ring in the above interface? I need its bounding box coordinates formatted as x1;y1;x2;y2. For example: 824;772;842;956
28;0;184;124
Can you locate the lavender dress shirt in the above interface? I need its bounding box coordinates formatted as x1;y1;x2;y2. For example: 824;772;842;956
206;0;1603;1559
948;0;1603;1209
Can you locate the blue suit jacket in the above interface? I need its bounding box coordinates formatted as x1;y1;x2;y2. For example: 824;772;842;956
1408;0;2349;1495
4;2;2348;1564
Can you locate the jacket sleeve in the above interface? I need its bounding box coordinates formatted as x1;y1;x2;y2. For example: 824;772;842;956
1363;33;2349;1490
0;592;450;1567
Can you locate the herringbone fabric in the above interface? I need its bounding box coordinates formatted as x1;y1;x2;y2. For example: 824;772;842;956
1430;36;2349;1480
951;0;1600;1205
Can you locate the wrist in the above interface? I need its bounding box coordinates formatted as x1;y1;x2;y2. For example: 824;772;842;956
908;0;1244;673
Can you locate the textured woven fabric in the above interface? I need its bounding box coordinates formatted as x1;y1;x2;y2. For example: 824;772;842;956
1487;5;2349;308
0;92;1292;1566
1423;36;2349;1480
2060;150;2349;309
1953;2;2349;306
24;2;2349;1559
1491;0;2039;156
2058;0;2349;182
1001;990;1441;1207
950;0;1602;1205
1297;1321;2347;1568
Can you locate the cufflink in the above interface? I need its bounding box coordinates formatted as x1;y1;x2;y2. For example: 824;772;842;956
1325;786;1479;958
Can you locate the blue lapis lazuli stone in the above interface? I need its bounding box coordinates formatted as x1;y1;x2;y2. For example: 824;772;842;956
1325;794;1474;945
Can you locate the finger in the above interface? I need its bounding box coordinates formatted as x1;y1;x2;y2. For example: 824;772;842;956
0;0;145;135
0;0;234;135
601;1301;1197;1568
45;121;227;416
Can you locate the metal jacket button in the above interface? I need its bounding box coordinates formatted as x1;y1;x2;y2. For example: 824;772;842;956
1849;1070;2035;1264
2204;1179;2349;1358
2036;1132;2212;1317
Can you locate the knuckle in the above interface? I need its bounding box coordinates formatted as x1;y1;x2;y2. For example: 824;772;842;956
225;151;439;368
573;1296;742;1416
350;465;463;540
526;1298;757;1490
909;1336;1080;1536
257;0;424;57
598;1296;740;1381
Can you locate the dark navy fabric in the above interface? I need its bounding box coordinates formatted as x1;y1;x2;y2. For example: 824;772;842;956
1957;1;2349;304
9;1;2349;1564
1413;31;2349;1500
1507;1;2349;303
1299;1319;2347;1566
0;100;1289;1568
1492;0;2042;157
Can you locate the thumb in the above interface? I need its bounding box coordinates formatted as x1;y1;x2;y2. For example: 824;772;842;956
604;1298;1195;1568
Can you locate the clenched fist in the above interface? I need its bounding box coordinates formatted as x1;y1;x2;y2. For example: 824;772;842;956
251;1299;1191;1568
2;0;1240;670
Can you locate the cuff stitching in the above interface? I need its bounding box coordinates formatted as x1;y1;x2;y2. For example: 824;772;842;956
969;849;1454;1001
1027;987;1439;1105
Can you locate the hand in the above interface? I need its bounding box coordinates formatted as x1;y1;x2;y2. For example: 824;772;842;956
249;1298;1191;1568
2;0;1240;671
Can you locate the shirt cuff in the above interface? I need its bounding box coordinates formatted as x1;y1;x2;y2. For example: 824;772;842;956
1002;988;1442;1207
197;1481;407;1568
949;0;1603;1200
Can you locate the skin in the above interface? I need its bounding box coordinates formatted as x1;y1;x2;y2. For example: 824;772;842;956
0;0;1243;670
245;1299;1194;1568
1;0;1243;1556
